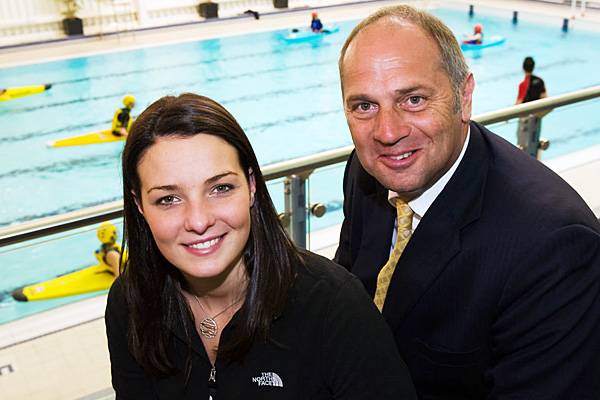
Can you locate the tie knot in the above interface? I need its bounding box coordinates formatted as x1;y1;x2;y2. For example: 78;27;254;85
394;198;413;216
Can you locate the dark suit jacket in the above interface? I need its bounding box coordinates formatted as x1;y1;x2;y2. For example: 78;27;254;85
335;121;600;399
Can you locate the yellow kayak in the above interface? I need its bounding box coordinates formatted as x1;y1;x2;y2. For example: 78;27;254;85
47;129;126;148
12;264;116;302
0;84;52;102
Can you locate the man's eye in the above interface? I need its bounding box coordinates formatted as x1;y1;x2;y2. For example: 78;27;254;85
354;102;375;113
407;96;424;106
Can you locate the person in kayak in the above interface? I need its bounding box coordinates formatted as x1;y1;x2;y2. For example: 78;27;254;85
112;94;136;137
463;23;483;44
95;221;122;277
311;11;323;32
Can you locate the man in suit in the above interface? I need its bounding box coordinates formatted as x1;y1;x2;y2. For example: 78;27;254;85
335;5;600;399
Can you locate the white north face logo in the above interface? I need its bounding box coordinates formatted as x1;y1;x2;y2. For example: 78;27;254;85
251;372;284;387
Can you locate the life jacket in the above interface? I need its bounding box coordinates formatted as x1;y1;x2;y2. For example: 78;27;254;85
112;107;132;133
94;243;125;270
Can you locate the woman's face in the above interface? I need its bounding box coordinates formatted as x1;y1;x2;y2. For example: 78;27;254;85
136;134;255;288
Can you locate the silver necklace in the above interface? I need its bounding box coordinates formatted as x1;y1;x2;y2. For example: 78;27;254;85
193;294;241;339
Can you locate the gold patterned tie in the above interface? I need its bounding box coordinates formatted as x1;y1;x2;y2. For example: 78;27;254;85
373;198;413;312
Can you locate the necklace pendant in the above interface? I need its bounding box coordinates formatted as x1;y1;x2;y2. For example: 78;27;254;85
199;317;218;339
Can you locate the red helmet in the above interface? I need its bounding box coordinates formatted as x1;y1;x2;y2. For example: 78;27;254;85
311;12;318;18
474;23;483;33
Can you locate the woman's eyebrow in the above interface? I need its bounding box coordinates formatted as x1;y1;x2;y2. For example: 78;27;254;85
145;171;239;194
206;171;237;184
146;184;178;194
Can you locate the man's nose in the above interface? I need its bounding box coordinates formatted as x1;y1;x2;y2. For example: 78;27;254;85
373;107;410;145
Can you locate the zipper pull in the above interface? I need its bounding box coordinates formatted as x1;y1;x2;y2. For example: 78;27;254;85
208;366;217;399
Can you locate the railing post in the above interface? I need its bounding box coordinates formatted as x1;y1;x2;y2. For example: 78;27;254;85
283;172;312;249
517;114;549;159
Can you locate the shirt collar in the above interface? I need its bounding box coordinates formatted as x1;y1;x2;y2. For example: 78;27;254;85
388;127;471;220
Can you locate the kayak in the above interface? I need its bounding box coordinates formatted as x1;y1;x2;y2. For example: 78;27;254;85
0;84;52;102
282;25;340;43
461;35;506;51
48;115;134;148
12;264;115;302
47;129;126;148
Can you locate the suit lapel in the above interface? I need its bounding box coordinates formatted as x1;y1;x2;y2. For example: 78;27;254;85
382;122;489;328
353;183;396;297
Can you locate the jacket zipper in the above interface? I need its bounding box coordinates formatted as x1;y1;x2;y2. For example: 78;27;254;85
208;365;217;400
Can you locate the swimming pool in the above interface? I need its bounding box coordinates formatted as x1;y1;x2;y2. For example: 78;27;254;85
1;5;600;323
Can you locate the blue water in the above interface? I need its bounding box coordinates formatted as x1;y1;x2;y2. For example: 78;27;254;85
1;7;600;324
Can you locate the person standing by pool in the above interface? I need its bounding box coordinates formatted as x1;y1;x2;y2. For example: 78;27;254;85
105;93;417;399
111;94;136;137
311;11;323;32
336;4;600;398
515;56;547;104
515;57;548;155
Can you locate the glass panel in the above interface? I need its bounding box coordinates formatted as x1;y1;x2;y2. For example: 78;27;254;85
482;98;600;161
266;176;286;216
0;219;123;325
306;162;346;256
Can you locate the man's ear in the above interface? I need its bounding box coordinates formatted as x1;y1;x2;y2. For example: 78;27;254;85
132;191;144;215
460;73;475;123
248;168;256;206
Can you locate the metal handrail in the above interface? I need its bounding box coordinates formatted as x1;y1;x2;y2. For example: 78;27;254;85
1;85;599;247
473;85;600;125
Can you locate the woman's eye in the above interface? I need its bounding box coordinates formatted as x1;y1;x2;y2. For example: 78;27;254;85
213;184;233;194
157;195;178;206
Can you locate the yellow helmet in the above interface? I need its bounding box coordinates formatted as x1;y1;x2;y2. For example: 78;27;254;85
123;94;135;108
97;221;117;244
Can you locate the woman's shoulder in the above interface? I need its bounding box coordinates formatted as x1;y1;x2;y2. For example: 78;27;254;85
106;277;128;319
292;250;366;301
297;250;354;282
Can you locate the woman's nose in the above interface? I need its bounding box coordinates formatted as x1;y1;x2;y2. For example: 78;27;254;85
183;201;215;233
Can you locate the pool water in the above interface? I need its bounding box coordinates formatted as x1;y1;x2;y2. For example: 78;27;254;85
1;6;600;323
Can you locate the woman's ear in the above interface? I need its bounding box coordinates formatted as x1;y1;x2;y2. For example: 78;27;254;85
248;168;256;206
132;191;144;215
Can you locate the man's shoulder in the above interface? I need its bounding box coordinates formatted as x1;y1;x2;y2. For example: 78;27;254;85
472;122;597;229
